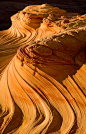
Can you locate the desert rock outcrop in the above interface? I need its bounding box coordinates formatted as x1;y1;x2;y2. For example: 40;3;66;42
0;4;67;76
0;4;86;134
0;0;86;31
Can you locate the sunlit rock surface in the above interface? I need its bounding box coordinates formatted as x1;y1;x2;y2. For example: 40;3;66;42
0;4;67;76
0;0;86;31
0;4;86;134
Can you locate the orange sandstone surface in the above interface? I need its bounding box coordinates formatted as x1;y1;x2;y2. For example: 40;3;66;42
0;4;86;134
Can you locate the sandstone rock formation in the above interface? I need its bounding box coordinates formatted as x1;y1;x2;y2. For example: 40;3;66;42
0;4;67;76
0;4;86;134
0;0;86;31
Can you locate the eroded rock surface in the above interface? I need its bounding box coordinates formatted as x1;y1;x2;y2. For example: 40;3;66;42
0;0;86;30
0;4;67;76
0;4;86;134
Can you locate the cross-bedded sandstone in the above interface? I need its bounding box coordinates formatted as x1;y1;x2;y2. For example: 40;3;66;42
0;4;86;134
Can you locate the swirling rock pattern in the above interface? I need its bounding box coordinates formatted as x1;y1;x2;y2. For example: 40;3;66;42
0;4;86;134
0;4;67;77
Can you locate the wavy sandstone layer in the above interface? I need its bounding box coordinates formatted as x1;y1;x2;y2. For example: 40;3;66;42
0;4;86;134
0;4;67;76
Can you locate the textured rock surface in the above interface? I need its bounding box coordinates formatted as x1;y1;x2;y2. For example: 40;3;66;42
0;4;86;134
0;4;67;76
0;0;86;30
